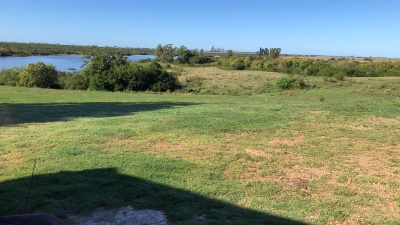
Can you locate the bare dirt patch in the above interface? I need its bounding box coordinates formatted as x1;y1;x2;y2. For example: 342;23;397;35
68;206;168;225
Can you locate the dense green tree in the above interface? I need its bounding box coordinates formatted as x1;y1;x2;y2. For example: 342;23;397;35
176;45;196;64
80;47;181;92
82;47;128;91
17;62;59;88
154;44;175;63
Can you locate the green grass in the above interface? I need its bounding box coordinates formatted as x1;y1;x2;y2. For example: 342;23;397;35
0;73;400;224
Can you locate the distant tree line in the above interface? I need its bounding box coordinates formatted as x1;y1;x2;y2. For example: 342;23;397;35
0;47;181;92
0;42;154;56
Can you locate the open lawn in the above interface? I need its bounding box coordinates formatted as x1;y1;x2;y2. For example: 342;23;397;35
0;69;400;224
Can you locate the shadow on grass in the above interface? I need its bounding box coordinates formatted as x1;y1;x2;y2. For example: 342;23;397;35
0;168;308;225
0;102;196;126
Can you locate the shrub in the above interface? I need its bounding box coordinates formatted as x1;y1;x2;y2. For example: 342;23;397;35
82;49;182;92
184;75;205;89
386;69;400;77
17;62;59;88
276;75;307;90
59;72;89;90
251;60;264;70
334;71;346;81
0;67;23;86
88;74;112;91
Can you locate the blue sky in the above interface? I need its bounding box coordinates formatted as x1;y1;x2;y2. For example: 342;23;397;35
1;0;399;58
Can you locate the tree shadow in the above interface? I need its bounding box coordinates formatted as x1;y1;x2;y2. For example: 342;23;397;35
0;168;308;225
0;102;196;126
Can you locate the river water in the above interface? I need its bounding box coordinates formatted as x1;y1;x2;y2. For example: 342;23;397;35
0;55;155;72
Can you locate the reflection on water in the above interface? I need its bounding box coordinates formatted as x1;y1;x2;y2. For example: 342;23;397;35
0;55;155;72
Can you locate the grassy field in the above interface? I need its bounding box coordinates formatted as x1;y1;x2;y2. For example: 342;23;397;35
0;68;400;224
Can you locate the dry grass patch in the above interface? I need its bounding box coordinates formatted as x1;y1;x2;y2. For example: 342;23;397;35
245;148;270;158
370;116;400;125
309;110;330;115
267;136;305;147
222;159;266;182
178;67;283;94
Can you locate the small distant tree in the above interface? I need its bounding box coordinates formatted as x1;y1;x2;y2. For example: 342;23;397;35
264;48;270;57
226;50;233;58
270;48;281;59
257;47;270;58
258;47;264;57
154;44;175;63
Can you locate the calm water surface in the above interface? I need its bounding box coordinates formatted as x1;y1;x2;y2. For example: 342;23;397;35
0;55;155;72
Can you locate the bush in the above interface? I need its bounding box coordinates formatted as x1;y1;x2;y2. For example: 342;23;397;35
276;75;307;90
82;49;182;92
17;62;59;88
334;71;346;81
59;72;89;90
0;67;23;86
386;69;400;77
89;74;112;91
251;60;264;70
184;75;205;89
